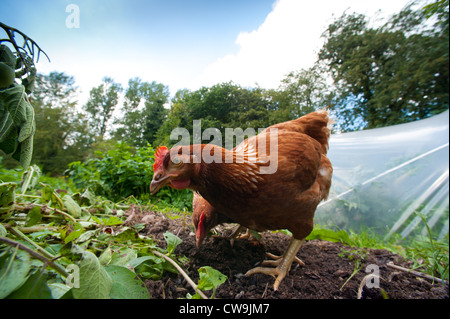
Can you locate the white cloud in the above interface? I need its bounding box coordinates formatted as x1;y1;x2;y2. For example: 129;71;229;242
192;0;410;90
33;0;411;101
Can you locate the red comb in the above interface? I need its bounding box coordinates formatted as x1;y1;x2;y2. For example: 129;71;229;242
153;146;168;171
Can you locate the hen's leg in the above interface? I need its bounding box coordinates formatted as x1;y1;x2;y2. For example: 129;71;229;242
228;225;248;239
228;225;251;246
245;237;305;291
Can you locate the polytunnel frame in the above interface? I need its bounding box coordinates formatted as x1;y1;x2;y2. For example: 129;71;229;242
316;110;449;241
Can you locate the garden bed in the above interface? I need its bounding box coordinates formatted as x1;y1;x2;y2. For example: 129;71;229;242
124;208;449;299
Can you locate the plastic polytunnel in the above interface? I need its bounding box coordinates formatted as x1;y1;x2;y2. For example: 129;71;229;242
315;110;449;241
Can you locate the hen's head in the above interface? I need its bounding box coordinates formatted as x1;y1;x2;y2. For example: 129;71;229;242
192;192;237;247
150;145;200;195
192;192;218;247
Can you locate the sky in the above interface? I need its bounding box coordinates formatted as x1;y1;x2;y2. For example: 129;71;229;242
1;0;413;104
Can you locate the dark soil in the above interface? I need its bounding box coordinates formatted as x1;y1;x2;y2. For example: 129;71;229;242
124;207;449;299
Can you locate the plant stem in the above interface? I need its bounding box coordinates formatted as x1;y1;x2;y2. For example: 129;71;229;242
0;236;68;278
340;259;363;290
387;262;448;285
16;194;41;199
15;203;77;224
10;226;56;259
152;250;208;299
2;223;58;234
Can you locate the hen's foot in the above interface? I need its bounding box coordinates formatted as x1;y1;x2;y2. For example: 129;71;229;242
211;225;249;246
245;238;305;291
229;225;250;247
262;252;305;267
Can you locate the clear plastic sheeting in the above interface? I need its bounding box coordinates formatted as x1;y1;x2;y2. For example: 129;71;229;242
316;110;449;240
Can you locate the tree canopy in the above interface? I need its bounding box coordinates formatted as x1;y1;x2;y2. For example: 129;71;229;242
319;1;449;130
1;0;448;174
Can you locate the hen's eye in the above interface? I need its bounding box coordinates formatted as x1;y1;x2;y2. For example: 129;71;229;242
171;157;183;166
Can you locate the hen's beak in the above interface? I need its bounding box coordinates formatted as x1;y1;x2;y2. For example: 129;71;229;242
150;173;172;195
195;235;205;248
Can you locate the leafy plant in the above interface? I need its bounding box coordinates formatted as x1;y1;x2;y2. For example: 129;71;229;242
66;141;193;210
0;22;49;168
306;226;354;245
0;166;226;299
187;266;227;299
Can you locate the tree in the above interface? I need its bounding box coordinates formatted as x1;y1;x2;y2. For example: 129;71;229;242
30;72;90;173
318;1;449;130
113;77;169;146
155;82;273;148
84;77;122;139
267;67;335;126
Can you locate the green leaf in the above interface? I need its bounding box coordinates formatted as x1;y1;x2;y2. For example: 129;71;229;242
0;182;15;220
25;206;43;227
72;250;112;299
109;247;137;267
129;255;160;269
76;229;97;243
98;246;113;266
0;248;31;298
62;194;81;218
20;164;41;193
306;228;353;245
130;255;175;280
64;227;84;244
0;84;35;168
81;188;96;205
7;271;52;299
0;45;16;68
102;215;123;226
197;266;227;291
48;283;72;299
0;223;6;236
18;98;35;143
112;227;138;242
0;85;26;132
104;265;150;299
196;266;227;298
163;231;182;255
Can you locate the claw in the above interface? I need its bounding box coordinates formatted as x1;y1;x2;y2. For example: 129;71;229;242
264;252;305;267
228;225;248;247
245;238;305;291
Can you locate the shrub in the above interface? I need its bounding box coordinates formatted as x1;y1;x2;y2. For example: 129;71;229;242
66;142;192;210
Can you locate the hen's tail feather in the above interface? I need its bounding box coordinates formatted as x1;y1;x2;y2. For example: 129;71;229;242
269;108;334;155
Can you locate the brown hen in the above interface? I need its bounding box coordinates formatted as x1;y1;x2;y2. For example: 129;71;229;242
150;110;333;290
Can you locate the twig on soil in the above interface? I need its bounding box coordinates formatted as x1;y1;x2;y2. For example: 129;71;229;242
262;282;269;298
386;262;448;285
357;274;381;299
152;250;208;299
